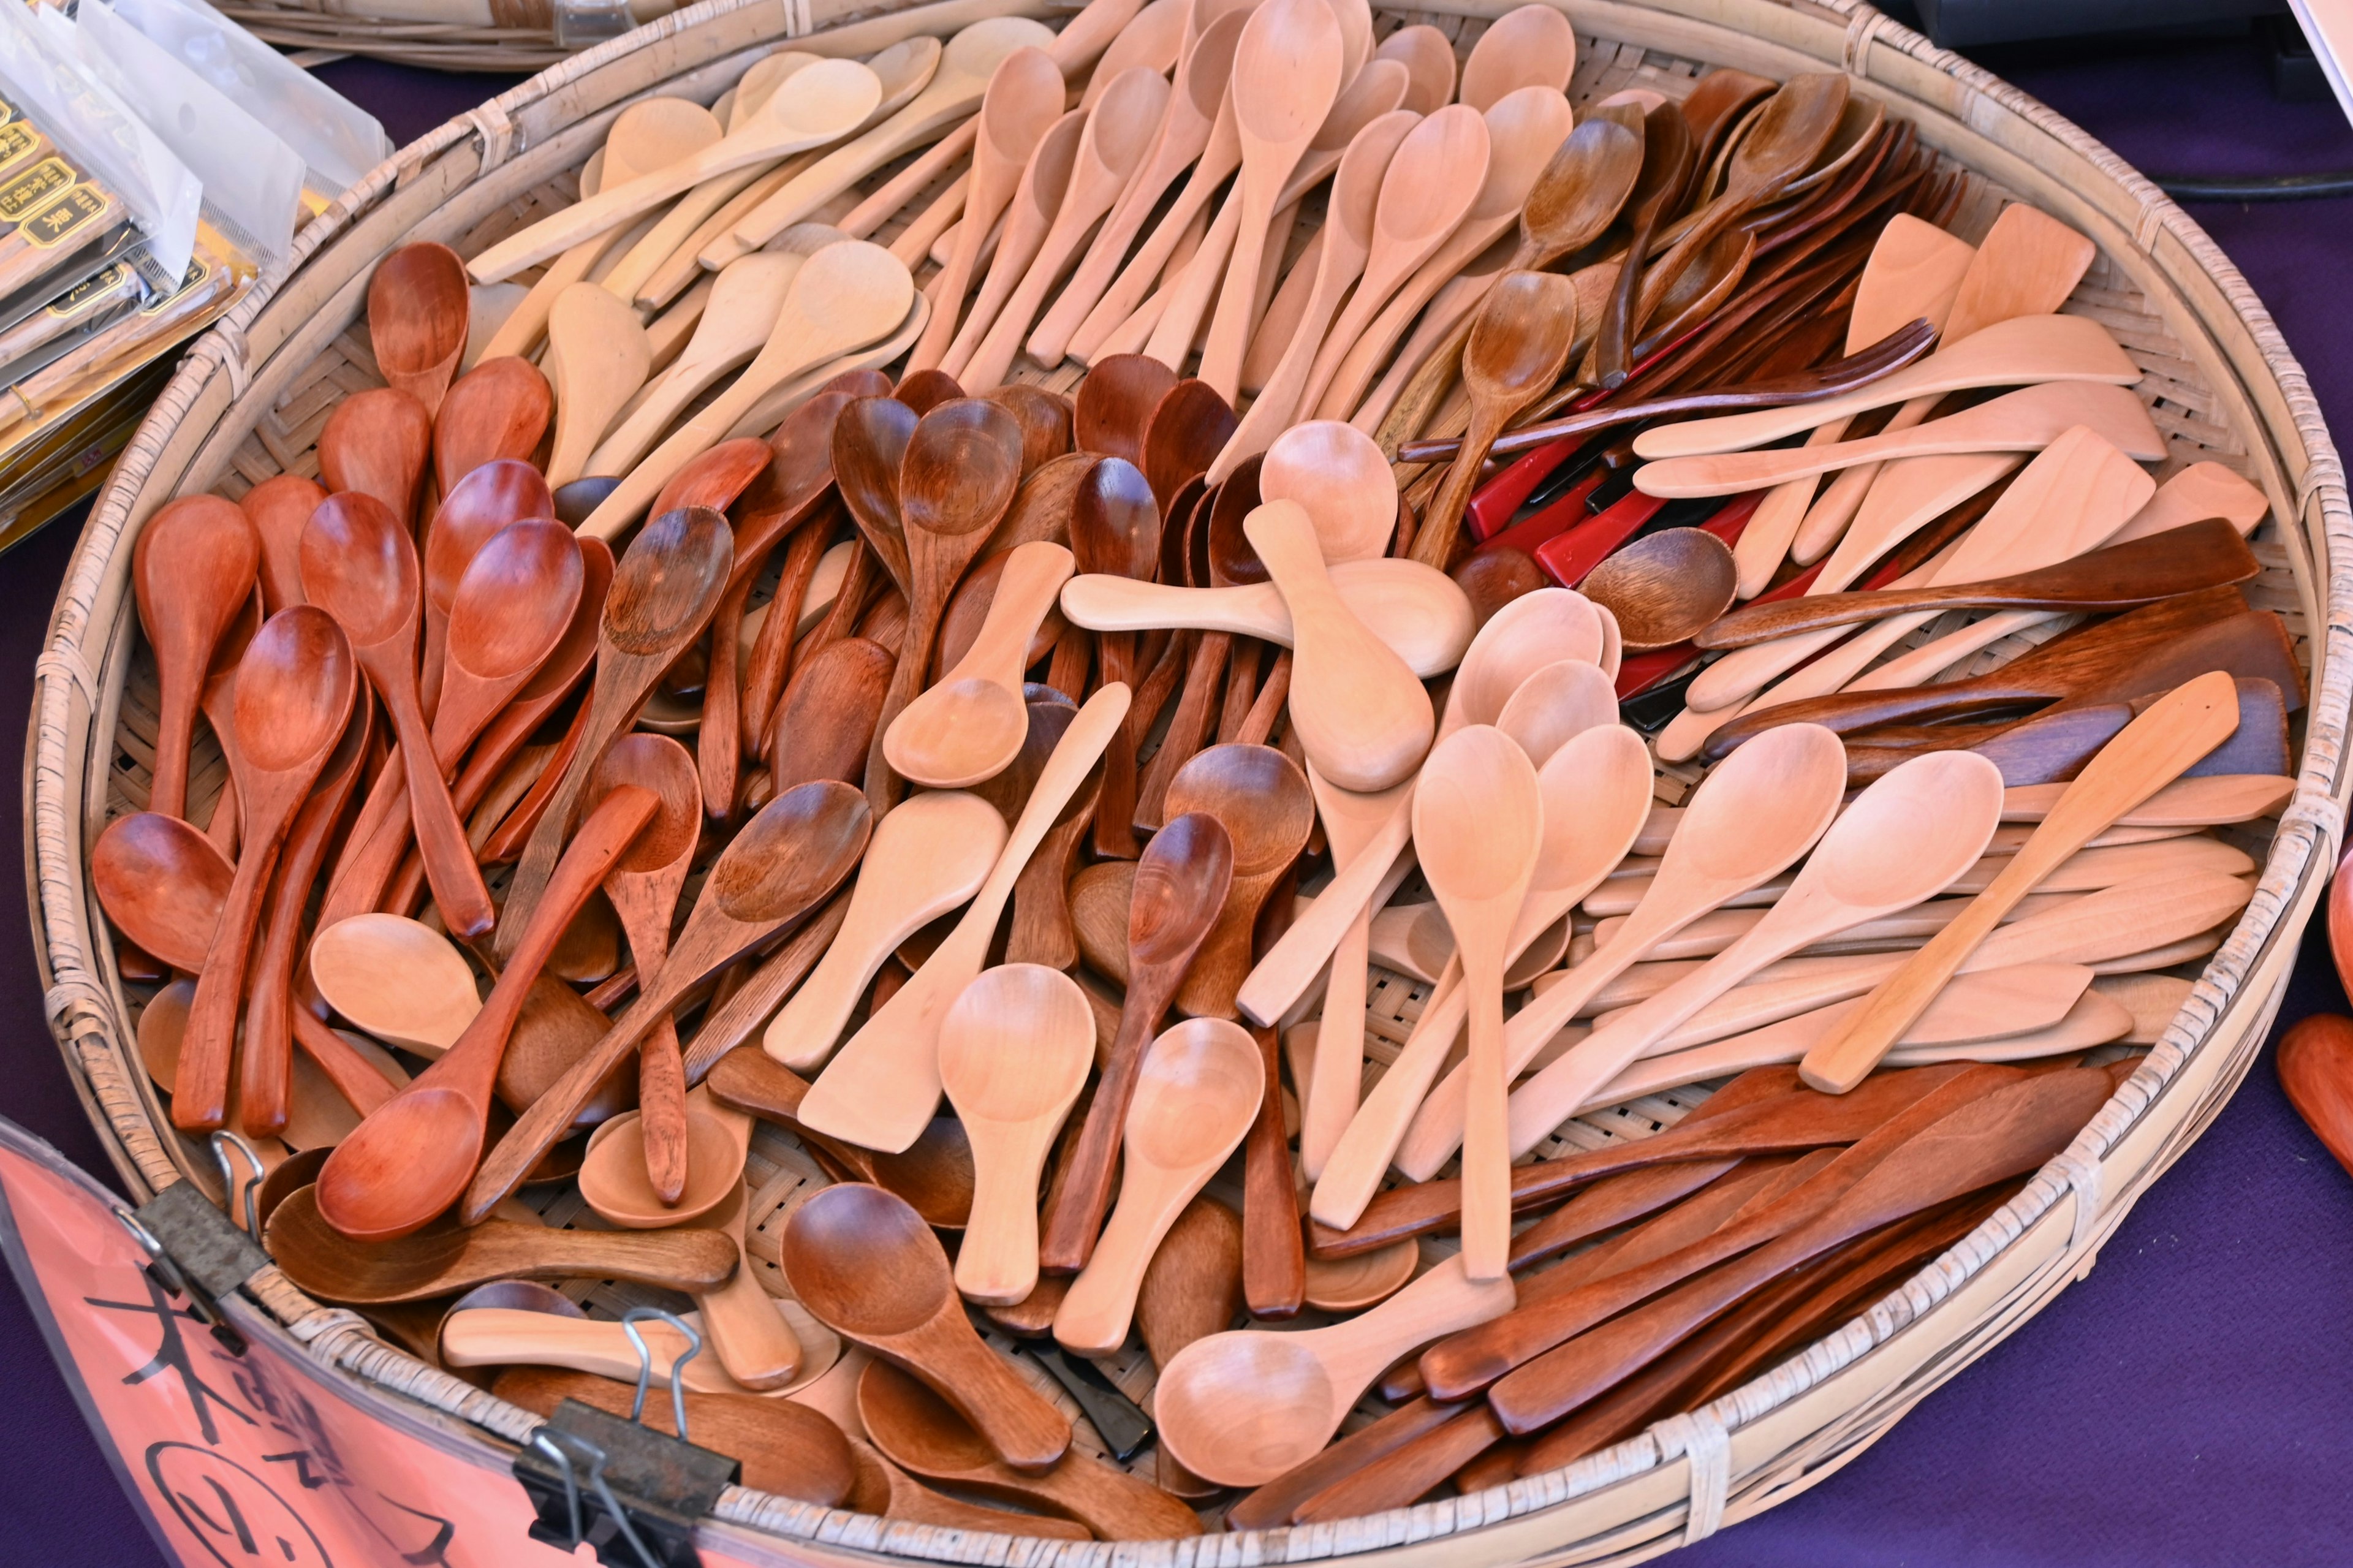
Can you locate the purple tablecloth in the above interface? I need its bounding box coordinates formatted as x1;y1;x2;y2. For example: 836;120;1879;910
4;26;2352;1567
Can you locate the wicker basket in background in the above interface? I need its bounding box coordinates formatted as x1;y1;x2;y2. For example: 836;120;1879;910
25;0;2352;1561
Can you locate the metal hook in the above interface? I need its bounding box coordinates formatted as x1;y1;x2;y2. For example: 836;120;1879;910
618;1306;700;1443
208;1132;266;1240
110;1207;166;1260
529;1432;583;1549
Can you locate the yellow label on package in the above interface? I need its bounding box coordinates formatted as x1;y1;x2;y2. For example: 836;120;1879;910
0;158;76;223
20;186;108;250
0;124;39;180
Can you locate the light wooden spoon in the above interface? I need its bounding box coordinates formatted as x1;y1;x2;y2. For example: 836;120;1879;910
1055;1018;1263;1354
1213;111;1420;478
469;62;884;282
586;254;800;478
939;109;1088;380
765;790;1006;1071
939;965;1094;1305
1458;3;1575;109
1495;658;1620;765
1245;499;1433;790
884;541;1075;787
1257;419;1403;563
1195;0;1346;400
1058;556;1472;676
544;283;651;491
580;243;914;540
962;67;1173;392
1412;725;1543;1278
1156;1256;1517;1485
1296;768;1414;1181
1510;750;2007;1150
909;46;1066;373
309;914;477;1055
1377;24;1455;111
799;684;1130;1153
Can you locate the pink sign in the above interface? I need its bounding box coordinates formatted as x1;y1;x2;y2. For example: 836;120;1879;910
0;1122;795;1568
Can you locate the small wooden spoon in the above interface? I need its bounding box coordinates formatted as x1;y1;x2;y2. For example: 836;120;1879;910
1055;1018;1262;1354
1413;725;1544;1278
1417;271;1580;569
1060;558;1472;678
1067;455;1159;856
586;735;702;1204
498;506;734;958
767;635;896;795
588;255;800;479
267;1186;732;1304
311;784;657;1239
939;108;1089;380
911;47;1066;373
419;460;557;713
1164;744;1314;1019
170;609;356;1130
1075;357;1179;463
2279;1014;2353;1183
434;355;553;495
1254;419;1401;565
300;493;493;937
134;496;260;822
319;387;433;525
542;282;651;490
1590;102;1695;388
94;813;232;972
494;1363;849;1498
940;965;1095;1305
885;540;1074;786
577;1088;753;1229
1494;659;1621;765
782;1183;1071;1471
368;243;469;419
1155;1256;1517;1485
857;1359;1200;1536
833;394;916;596
238;476;323;616
1246;499;1433;790
309;914;477;1055
1038;813;1235;1271
1584;527;1738;650
765;789;1006;1070
1458;3;1575;108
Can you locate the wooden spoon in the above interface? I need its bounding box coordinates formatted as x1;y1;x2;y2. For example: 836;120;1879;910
497;506;733;958
705;1049;977;1229
588;256;801;480
1589;102;1695;388
1245;499;1432;790
1156;1256;1515;1485
368;243;468;419
1038;812;1235;1270
940;964;1096;1305
494;1363;849;1498
962;67;1174;392
939;108;1089;381
1075;357;1179;463
318;387;433;526
1067;456;1159;857
135;496;260;822
473;781;874;1222
581;244;916;541
434;357;553;494
884;541;1074;787
1060;556;1471;676
585;735;702;1205
311;784;657;1239
577;1088;753;1229
832;394;916;596
1494;659;1621;764
1053;1018;1261;1355
1417;271;1580;569
857;1359;1199;1536
1163;744;1314;1021
1512;751;2006;1147
169;608;356;1130
1584;527;1738;650
782;1182;1070;1471
806;691;1133;1156
93;813;232;974
267;1187;732;1304
1458;4;1575;108
1376;24;1455;110
238;476;323;618
2279;1014;2353;1183
1411;725;1544;1278
1801;672;2243;1092
765;789;1006;1070
909;47;1066;373
418;460;557;714
541;282;651;490
1256;420;1401;565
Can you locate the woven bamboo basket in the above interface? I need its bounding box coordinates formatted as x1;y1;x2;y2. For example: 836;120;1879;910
25;0;2353;1559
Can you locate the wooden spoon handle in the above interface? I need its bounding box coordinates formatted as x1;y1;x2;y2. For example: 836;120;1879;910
700;579;755;820
1037;988;1171;1272
697;1231;804;1390
640;1019;690;1205
389;681;496;939
1800;672;2243;1093
907;1330;1072;1473
1243;1020;1306;1316
743;525;831;756
173;818;292;1130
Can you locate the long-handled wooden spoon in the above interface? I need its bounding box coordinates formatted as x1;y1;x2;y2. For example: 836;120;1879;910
135;496;259;822
884;540;1074;786
1415;271;1580;569
1059;556;1474;676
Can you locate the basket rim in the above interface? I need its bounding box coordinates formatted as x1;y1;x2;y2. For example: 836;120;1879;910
24;0;2353;1561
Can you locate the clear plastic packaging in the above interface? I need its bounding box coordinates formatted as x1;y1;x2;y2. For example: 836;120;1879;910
41;0;304;265
97;0;389;205
0;0;199;280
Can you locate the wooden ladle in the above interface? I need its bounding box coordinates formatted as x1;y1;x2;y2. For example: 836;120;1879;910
781;1182;1072;1471
134;496;260;822
939;964;1095;1305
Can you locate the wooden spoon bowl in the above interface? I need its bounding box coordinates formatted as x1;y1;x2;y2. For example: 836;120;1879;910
1075;355;1178;462
577;1100;750;1227
368;243;470;417
1582;528;1738;651
93;813;230;972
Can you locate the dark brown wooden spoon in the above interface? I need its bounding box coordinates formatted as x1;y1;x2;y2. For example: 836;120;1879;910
1075;354;1177;463
895;366;966;414
1583;526;1737;651
318;387;433;526
469;781;871;1220
1452;547;1545;629
867;397;1026;811
1593;101;1696;387
1164;743;1315;1017
93;812;231;972
1639;74;1849;317
419;458;556;714
1140;378;1237;521
857;1360;1200;1537
135;496;260;821
1069;455;1160;856
301;491;496;938
705;1047;974;1226
981;382;1074;478
496;506;733;961
434;356;553;494
767;635;895;794
368;242;469;419
781;1183;1071;1472
1038;811;1235;1271
238;475;322;616
833;395;917;594
1681;67;1776;170
313;784;658;1240
737;390;857;753
265;1186;733;1303
172;607;358;1129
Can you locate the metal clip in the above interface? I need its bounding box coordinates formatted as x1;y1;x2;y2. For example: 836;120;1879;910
117;1182;270;1355
512;1308;737;1568
209;1132;267;1241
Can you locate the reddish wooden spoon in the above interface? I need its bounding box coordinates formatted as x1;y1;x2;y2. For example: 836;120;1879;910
434;356;553;494
313;784;657;1240
238;475;324;615
319;387;433;526
420;459;556;715
2279;1013;2353;1184
301;492;496;938
172;607;357;1129
134;496;260;821
368;243;470;419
